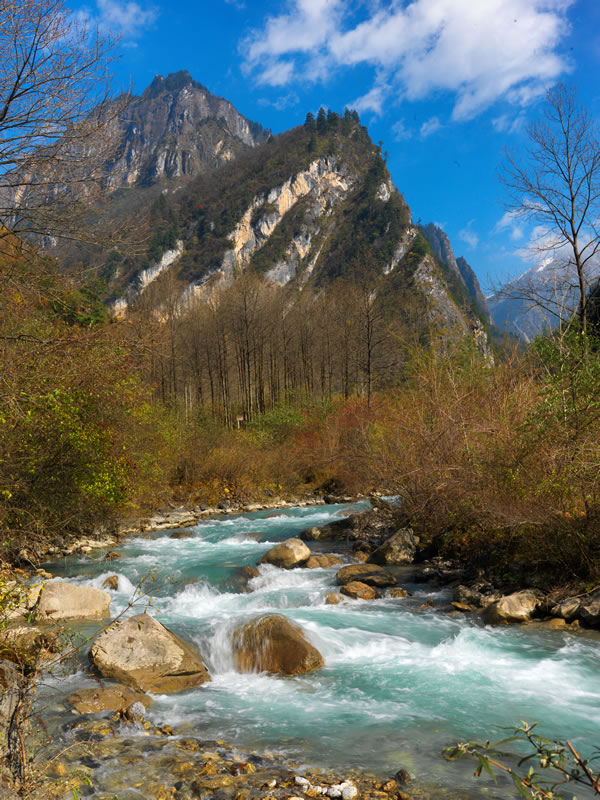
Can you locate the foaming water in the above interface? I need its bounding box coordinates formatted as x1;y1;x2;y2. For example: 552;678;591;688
47;502;600;798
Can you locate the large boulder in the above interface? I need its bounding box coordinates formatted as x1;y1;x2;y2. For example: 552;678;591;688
336;564;397;588
453;585;482;606
36;581;110;621
484;590;542;625
89;613;210;693
369;529;417;566
258;539;311;569
68;685;151;714
301;501;400;546
232;614;324;675
579;591;600;627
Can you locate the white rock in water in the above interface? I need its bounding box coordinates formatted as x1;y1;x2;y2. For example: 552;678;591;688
328;785;343;798
341;783;358;800
295;776;310;786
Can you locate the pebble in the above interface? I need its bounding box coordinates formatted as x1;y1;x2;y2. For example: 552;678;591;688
296;776;310;786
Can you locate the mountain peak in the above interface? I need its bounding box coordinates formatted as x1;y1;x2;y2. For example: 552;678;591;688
105;71;267;187
143;70;208;99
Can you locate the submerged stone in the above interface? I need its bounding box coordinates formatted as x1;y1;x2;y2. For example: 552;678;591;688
68;685;151;714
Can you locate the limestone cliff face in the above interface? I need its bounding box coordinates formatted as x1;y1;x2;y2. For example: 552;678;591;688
414;255;494;361
187;156;354;300
105;71;266;187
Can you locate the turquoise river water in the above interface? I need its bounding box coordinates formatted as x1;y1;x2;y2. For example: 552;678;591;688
46;501;600;798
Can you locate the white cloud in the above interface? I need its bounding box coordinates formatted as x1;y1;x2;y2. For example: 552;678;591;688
256;61;295;86
241;0;574;120
420;116;441;138
351;85;388;115
392;119;411;141
459;220;479;249
495;210;525;241
80;0;157;39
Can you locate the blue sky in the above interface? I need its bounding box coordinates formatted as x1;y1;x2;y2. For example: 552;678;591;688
75;0;600;293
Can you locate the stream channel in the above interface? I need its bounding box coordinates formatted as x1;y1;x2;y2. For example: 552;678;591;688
44;501;600;798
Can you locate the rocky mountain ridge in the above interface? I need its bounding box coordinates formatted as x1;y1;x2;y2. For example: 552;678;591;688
68;73;492;354
420;223;490;323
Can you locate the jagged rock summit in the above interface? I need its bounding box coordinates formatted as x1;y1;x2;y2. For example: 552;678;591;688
106;70;268;187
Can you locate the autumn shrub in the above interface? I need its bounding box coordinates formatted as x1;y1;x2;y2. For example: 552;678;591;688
356;335;600;584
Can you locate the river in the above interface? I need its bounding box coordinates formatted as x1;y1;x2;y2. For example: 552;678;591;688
45;501;600;798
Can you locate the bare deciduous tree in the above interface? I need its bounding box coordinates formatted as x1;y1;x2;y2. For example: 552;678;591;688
0;0;127;245
500;84;600;332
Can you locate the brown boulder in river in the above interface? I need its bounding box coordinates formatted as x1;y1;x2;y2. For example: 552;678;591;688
336;563;397;588
232;614;324;675
341;581;378;600
305;554;342;569
90;613;210;693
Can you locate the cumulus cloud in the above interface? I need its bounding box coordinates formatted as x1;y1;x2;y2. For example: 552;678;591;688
459;220;479;249
420;116;441;138
241;0;574;120
79;0;157;40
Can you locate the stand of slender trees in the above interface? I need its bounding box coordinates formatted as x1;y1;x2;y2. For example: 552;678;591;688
126;272;428;424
